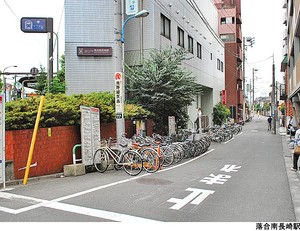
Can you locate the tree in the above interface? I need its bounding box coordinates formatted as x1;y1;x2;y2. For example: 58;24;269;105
126;47;202;134
254;103;261;113
35;54;66;94
212;103;230;126
262;102;270;114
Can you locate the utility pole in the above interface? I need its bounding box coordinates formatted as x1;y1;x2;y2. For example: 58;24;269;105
114;0;125;143
252;68;258;111
242;37;246;122
243;37;255;120
252;68;255;111
272;54;276;134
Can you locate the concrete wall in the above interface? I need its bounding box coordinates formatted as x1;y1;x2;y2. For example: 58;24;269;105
65;0;116;95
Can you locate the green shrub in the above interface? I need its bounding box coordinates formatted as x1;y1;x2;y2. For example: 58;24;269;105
5;92;151;130
212;102;230;126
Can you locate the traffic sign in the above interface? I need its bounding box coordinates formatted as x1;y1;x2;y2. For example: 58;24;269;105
30;67;39;75
21;17;48;33
15;82;22;90
126;0;139;15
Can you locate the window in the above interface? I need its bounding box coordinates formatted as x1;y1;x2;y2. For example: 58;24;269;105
178;27;184;48
217;59;224;72
220;34;235;42
197;42;202;59
188;35;193;53
161;14;171;39
221;17;235;24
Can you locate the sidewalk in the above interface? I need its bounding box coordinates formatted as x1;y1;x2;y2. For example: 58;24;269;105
280;125;300;221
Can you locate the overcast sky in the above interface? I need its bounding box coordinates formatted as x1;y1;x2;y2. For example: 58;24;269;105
0;0;284;98
241;0;283;98
0;0;65;74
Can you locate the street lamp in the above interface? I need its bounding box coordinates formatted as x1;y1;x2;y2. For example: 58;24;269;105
53;32;59;74
121;10;150;43
115;8;149;143
2;65;17;101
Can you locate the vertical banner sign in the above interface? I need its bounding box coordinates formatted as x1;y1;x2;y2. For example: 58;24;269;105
115;72;124;119
80;106;101;166
222;90;227;105
0;94;5;186
126;0;139;15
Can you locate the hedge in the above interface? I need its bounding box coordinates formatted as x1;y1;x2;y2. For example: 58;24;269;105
5;92;151;130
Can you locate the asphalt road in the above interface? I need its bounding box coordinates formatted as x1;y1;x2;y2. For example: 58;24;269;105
0;115;296;226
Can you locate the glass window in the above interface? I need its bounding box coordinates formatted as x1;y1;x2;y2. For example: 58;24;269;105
188;35;193;53
161;14;171;39
221;17;235;24
220;34;235;42
197;42;202;59
178;27;184;48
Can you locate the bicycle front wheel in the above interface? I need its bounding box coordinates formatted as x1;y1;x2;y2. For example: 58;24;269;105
140;148;160;173
121;150;143;176
93;149;109;173
160;146;174;167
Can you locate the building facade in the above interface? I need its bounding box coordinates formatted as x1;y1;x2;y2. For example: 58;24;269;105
65;0;225;126
213;0;243;123
281;0;299;124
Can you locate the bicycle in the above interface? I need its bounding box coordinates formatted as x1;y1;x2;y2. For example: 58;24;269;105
93;138;143;176
130;138;161;173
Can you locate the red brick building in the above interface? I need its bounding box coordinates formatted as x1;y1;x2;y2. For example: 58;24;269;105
214;0;244;122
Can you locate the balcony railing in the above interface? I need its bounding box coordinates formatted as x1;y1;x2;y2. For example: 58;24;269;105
280;83;287;100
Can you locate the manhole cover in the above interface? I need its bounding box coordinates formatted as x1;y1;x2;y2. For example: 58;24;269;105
136;177;172;186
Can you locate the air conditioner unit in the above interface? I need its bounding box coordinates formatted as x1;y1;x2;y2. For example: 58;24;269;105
292;96;299;103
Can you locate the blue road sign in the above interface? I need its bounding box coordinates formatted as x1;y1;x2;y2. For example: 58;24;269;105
21;17;47;33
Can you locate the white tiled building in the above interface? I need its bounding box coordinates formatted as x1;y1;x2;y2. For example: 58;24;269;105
65;0;225;126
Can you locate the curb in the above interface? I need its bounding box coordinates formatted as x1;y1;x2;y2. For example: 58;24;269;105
0;172;64;188
281;132;300;221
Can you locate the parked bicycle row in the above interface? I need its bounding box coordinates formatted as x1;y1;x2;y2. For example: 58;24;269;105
92;123;242;177
203;124;242;143
93;133;211;176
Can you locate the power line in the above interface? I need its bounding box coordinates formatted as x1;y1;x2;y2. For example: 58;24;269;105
3;0;19;19
247;55;273;65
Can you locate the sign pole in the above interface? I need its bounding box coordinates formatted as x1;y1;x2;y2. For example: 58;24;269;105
47;18;53;92
0;94;5;188
20;17;53;92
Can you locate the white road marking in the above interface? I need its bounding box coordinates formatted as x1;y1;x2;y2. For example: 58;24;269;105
223;137;234;144
0;148;215;221
45;202;160;222
168;188;214;210
220;164;241;173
